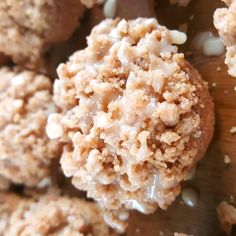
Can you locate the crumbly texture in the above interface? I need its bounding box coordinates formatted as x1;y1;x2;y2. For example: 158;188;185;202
214;0;236;77
47;18;214;231
0;67;60;187
0;193;116;236
0;0;84;69
80;0;104;8
169;0;191;7
217;201;236;235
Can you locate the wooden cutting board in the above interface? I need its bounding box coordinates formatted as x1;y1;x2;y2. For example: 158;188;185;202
47;0;236;235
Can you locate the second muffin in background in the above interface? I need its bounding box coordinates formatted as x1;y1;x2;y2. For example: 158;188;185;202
0;67;60;188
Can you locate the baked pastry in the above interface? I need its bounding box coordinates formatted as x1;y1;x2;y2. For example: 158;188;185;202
0;0;84;69
214;0;236;77
217;201;236;235
47;18;214;231
0;67;59;187
0;192;117;236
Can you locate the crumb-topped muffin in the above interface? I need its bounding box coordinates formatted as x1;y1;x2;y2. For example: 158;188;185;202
0;192;117;236
0;0;84;69
214;0;236;77
47;18;214;231
0;67;60;187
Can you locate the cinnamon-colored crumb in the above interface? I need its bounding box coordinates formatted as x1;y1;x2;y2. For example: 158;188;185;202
0;0;84;69
47;18;214;231
0;67;60;187
217;201;236;235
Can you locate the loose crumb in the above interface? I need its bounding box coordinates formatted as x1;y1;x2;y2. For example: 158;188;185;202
217;201;236;235
224;155;231;164
190;14;194;20
216;66;221;71
230;126;236;134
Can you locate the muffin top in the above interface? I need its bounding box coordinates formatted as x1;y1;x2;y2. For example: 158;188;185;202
47;18;214;231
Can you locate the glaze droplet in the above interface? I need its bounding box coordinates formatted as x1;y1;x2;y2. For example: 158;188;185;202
181;187;199;207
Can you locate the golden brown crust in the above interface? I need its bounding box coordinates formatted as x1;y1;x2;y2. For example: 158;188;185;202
180;61;214;167
0;0;84;69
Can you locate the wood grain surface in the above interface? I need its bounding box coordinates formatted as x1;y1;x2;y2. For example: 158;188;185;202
42;0;236;235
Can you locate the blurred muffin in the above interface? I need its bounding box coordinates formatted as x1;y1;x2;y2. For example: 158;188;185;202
0;0;84;69
0;67;60;187
0;192;117;236
47;18;214;231
214;0;236;77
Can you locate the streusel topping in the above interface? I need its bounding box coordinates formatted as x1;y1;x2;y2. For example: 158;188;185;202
0;67;59;187
47;18;214;231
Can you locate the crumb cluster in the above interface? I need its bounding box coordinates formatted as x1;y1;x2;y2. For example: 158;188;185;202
47;18;214;231
0;0;84;69
0;67;59;187
217;201;236;235
214;0;236;77
0;192;117;236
